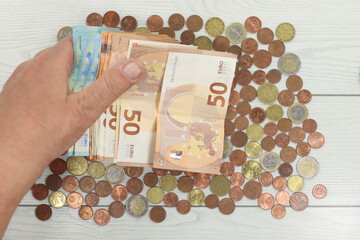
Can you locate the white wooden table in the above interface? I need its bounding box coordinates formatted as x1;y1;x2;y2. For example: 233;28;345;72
1;0;360;239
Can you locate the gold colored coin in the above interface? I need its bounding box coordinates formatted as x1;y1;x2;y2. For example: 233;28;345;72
275;23;295;42
88;161;105;179
147;186;165;204
242;160;262;180
205;17;225;37
49;191;66;208
209;175;231;196
266;104;283;121
159;174;177;191
134;27;151;34
193;36;212;50
67;156;88;176
260;152;280;172
244;141;262;159
226;22;247;43
188;188;205;206
287;175;304;192
287;103;308;124
257;83;278;104
246;124;264;141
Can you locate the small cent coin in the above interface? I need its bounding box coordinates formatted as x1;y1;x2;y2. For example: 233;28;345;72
147;15;163;32
289;127;306;143
286;75;303;92
240;85;257;102
296;142;311;157
278;90;295;107
312;184;327;199
236;68;252;86
290;192;308;211
205;194;219;209
126;178;143;195
109;201;125;218
45;174;62;191
86;13;103;26
35;204;52;221
302;119;317;133
150;206;166;223
164;192;178;207
168;13;185;30
180;30;195;45
193;173;210;189
244;16;261;33
268;40;285;57
278;162;293;177
261;136;275;151
226;22;247;43
126;195;149;217
120;16;138;31
252;70;267;85
88;161;105;179
79;176;96;193
278;118;292;132
253;50;272;69
103;11;120;27
57;26;72;41
272;176;287;191
49;191;66;208
267;69;282;84
280;146;297;163
308;132;325;149
276;22;295;42
62;175;79;192
79;205;93;220
238;54;253;69
111;185;128;201
218;198;235;215
229;187;244;201
105;164;125;184
236;101;251;116
176;200;191;214
258;193;275;210
227;105;237;120
264;122;278;137
95;180;112;197
67;192;83;209
257;28;274;45
220;162;235;176
229;149;247;166
271;204;286;219
85;193;99;207
249;107;266;124
94;209;111;225
235;116;249;130
243;181;262;199
297;156;319;178
49;158;66;175
275;133;290;148
186;15;203;32
241;38;258;55
258;172;273;187
288;175;305;192
276;190;290;205
67;156;88;176
177;176;194;193
32;184;49;200
152;168;168;176
124;166;143;178
297;89;312;104
278;53;301;76
231;131;248;148
230;172;245;187
159;27;175;38
227;45;242;57
213;36;230;52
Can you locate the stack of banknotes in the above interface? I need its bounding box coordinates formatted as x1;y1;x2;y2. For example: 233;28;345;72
68;26;237;174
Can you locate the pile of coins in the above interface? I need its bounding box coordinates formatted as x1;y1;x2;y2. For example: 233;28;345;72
50;12;327;224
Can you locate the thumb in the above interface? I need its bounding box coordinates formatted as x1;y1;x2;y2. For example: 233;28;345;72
70;59;145;122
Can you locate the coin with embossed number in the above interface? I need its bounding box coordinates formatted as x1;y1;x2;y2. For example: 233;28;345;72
260;152;280;172
226;23;247;44
105;164;125;184
126;195;149;218
278;53;301;76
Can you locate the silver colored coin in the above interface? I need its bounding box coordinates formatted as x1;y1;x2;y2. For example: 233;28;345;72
105;164;125;184
57;26;73;41
278;53;301;76
222;137;233;159
126;195;149;217
226;23;246;44
260;152;280;172
287;103;308;123
296;156;319;178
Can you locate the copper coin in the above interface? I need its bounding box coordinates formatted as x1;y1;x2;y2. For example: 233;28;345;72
252;70;267;85
308;132;325;149
184;171;197;177
229;149;247;166
243;181;262;199
267;69;282;84
278;90;295;107
236;101;251;116
168;13;185;30
286;75;303;92
229;187;244;201
176;200;191;214
271;204;286;219
152;168;168;176
258;193;275;210
226;105;237;120
180;30;195;45
253;50;272;69
213;36;230;52
261;136;275;151
79;205;93;220
177;176;194;193
193;173;210;189
126;178;143;195
85;193;99;207
62;175;79;192
32;184;49;201
220;162;235;176
277;118;292;132
45;174;62;191
241;38;258;55
204;194;219;209
302;119;317;133
95;180;112;197
35;204;52;221
296;142;311;156
229;90;241;105
164;192;179;207
49;158;66;175
227;45;242;57
159;27;175;38
275;133;290;148
103;11;120;28
120;16;137;31
109;201;125;218
257;28;274;45
280;146;297;163
231;131;248;148
147;15;163;32
249;107;266;124
94;209;111;226
79;176;95;193
312;184;327;199
186;15;203;32
125;166;143;178
297;89;312;104
67;192;83;209
276;190;290;205
240;85;257;102
230;172;245;187
234;116;249;130
272;176;287;190
86;13;103;26
264;122;278;137
244;16;262;33
238;54;253;69
278;163;293;177
268;40;285;57
289;127;306;143
170;170;183;176
111;185;128;201
258;172;273;187
218;198;235;215
150;206;166;223
235;69;252;86
290;192;308;211
143;172;158;187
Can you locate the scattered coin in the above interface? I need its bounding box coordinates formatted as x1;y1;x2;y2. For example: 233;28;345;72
286;75;303;92
205;194;219;209
289;126;306;143
124;166;143;178
229;187;244;201
152;168;168;176
105;164;125;184
297;156;319;178
225;119;235;136
271;204;286;219
220;162;235;176
169;170;183;176
186;15;203;32
243;181;262;199
57;26;72;41
180;30;195;45
288;175;305;192
188;188;205;206
218;198;235;215
194;173;210;189
67;192;83;209
32;184;49;201
244;141;262;159
244;16;261;33
253;50;272;69
258;83;278;104
264;122;278;137
79;205;93;220
222;137;233;159
205;17;225;37
120;16;138;31
308;132;325;149
49;158;67;175
297;89;312;104
268;40;285;57
241;38;258;55
168;13;185;30
258;193;275;210
257;28;274;45
85;192;99;207
126;178;143;195
94;209;111;225
88;161;105;179
276;190;290;205
260;152;281;172
108;201;125;218
226;105;237;120
278;89;295;107
160;174;177;191
126;195;149;217
45;174;62;191
213;36;230;52
238;54;253;69
252;70;267;85
79;176;96;193
159;27;175;38
312;184;327;199
227;45;242;57
258;172;273;187
249;107;266;124
278;53;301;75
49;191;66;208
210;175;231;196
240;85;257;102
149;206;166;223
288;103;308;123
67;156;88;176
193;36;212;50
147;15;163;32
231;130;248;148
134;27;151;34
278;162;293;177
62;175;79;192
35;204;52;221
229;149;247;166
234;116;249;131
247;124;264;141
275;133;290;148
236;101;251;116
272;176;287;191
230;172;245;187
280;146;297;163
103;11;120;28
261;135;276;151
226;22;247;43
296;142;311;156
177;176;194;193
95;180;112;197
164;192;179;207
111;185;128;201
176;200;191;214
236;68;252;86
278;118;292;132
302;119;317;133
276;22;295;42
290;192;308;211
266;104;283;122
86;13;103;26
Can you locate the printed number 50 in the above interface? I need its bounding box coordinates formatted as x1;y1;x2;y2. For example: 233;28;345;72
207;82;227;107
123;110;141;135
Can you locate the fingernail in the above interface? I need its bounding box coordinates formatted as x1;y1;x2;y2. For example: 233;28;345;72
122;60;144;83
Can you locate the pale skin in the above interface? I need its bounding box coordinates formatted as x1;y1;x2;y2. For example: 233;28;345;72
0;37;145;237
